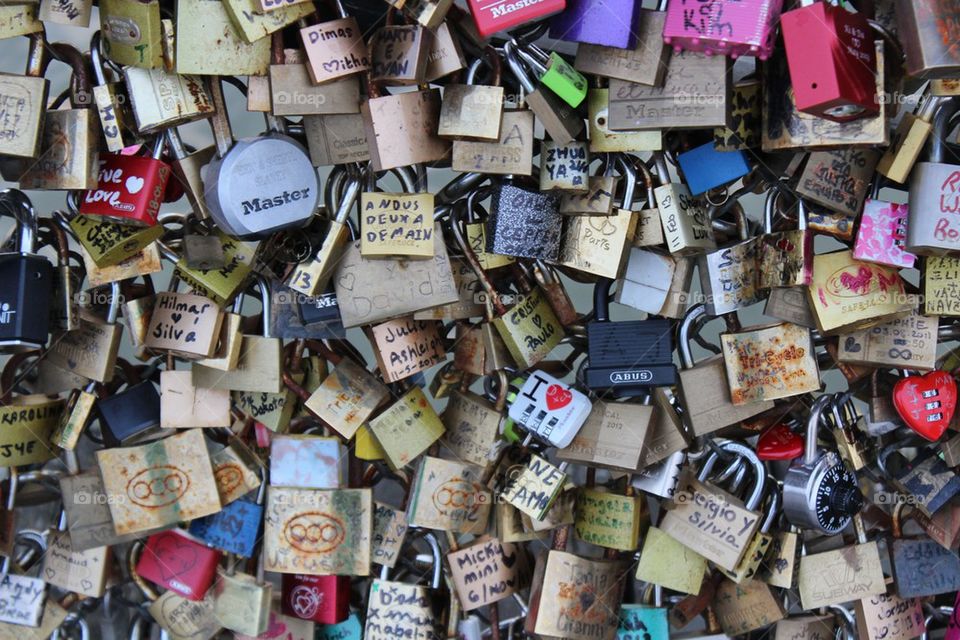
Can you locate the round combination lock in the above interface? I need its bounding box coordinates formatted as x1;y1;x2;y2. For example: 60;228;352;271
782;396;865;535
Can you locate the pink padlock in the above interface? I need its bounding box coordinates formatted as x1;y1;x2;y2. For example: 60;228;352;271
853;199;916;269
662;0;783;60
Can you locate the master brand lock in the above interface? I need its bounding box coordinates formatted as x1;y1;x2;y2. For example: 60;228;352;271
467;0;565;37
585;277;676;396
201;77;319;239
783;394;864;535
506;370;591;449
0;190;52;352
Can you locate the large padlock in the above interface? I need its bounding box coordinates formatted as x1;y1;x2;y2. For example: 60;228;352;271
467;0;565;37
896;0;960;78
780;0;878;121
677;141;751;197
907;97;960;255
0;190;53;352
663;0;782;59
201;77;319;239
698;200;761;315
783;394;864;535
585;277;675;396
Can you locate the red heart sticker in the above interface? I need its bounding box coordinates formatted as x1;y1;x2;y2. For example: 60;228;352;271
757;423;804;461
545;384;572;411
892;370;957;441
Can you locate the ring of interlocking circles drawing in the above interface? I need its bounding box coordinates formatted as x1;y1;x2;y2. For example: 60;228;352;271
214;463;244;495
126;465;190;508
433;476;486;512
283;511;346;553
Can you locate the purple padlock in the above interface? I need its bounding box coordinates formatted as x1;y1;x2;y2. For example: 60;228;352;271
549;0;645;49
662;0;784;59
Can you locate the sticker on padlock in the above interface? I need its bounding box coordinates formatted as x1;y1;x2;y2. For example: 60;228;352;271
507;371;591;448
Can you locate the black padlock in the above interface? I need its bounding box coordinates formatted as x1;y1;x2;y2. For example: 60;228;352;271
585;278;676;396
297;288;346;339
0;190;53;352
98;378;162;447
485;182;563;261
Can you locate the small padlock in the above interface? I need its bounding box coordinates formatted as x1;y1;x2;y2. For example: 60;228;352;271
136;529;221;601
662;0;783;59
281;573;351;624
79;137;170;227
888;502;960;598
466;0;565;37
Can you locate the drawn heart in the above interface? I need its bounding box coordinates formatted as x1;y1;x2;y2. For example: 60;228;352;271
170;312;182;324
44;567;55;579
893;370;957;441
337;271;355;292
757;423;804;461
80;579;92;591
545;384;572;411
776;237;795;252
125;175;144;195
153;535;199;582
501;547;517;568
843;336;861;353
290;585;321;619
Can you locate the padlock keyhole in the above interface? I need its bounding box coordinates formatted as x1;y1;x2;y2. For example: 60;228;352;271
811;83;818;90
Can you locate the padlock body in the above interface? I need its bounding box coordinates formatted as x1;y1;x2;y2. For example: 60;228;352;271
890;537;960;598
281;574;350;624
549;0;642;49
80;153;170;226
896;0;960;78
486;184;562;261
467;0;565;37
189;497;263;557
507;371;591;448
907;161;960;255
585;319;676;394
98;379;161;447
297;289;345;337
662;0;783;59
781;2;878;122
676;142;750;196
854;199;915;268
0;252;52;350
202;133;319;239
137;529;220;600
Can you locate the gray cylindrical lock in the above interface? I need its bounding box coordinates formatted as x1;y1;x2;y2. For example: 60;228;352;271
201;77;319;239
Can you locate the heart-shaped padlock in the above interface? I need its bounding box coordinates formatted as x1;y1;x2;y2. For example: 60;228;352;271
757;424;805;461
892;370;958;441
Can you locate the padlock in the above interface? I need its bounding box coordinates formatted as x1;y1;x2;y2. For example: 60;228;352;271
484;181;562;261
720;322;820;405
721;479;779;584
854;585;926;640
299;0;370;84
164;234;254;307
143;272;223;359
79;137;170;227
654;178;715;255
359;171;435;259
617;584;668;640
0;190;52;352
780;0;878;122
136;528;221;601
41;515;110;598
574;1;669;86
677;142;751;196
506;370;590;449
698;200;761;315
892;369;957;441
182;218;225;272
907;98;960;255
98;0;163;68
503;41;584;145
0;34;49;161
466;0;565;37
585;277;676;395
661;441;767;572
364;532;444;640
189;482;264;558
212;565;272;637
175;0;270;75
96;367;161;447
877;92;946;184
515;42;587;109
854;197;915;270
200;78;317;239
676;305;773;437
270;37;361;117
451;78;535;175
635;521;707;596
755;190;813;290
549;0;642;49
0;529;49;628
16;42;99;191
360;79;449;172
896;0;960;78
192;276;283;393
888;502;960;598
797;514;887;609
280;573;350;625
796;147;880;217
783;394;864;534
662;0;783;59
886;445;960;517
712;575;785;635
123;66;213;134
370;9;431;86
45;280;123;383
439;50;504;142
89;31;134;154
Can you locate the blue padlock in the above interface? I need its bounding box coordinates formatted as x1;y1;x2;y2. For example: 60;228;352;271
549;0;644;49
677;142;751;196
189;489;263;557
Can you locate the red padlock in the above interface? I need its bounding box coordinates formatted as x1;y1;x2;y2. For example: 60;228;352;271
280;574;351;624
136;529;221;601
780;1;878;122
757;423;804;461
467;0;566;37
79;136;171;227
892;370;958;442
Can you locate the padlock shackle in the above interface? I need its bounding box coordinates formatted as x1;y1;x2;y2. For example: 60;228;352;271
927;96;960;163
678;304;715;369
89;31;109;87
206;77;234;159
47;42;91;109
615;154;637;209
466;46;503;87
593;278;613;322
503;41;536;95
25;32;48;79
0;189;38;254
803;394;833;466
